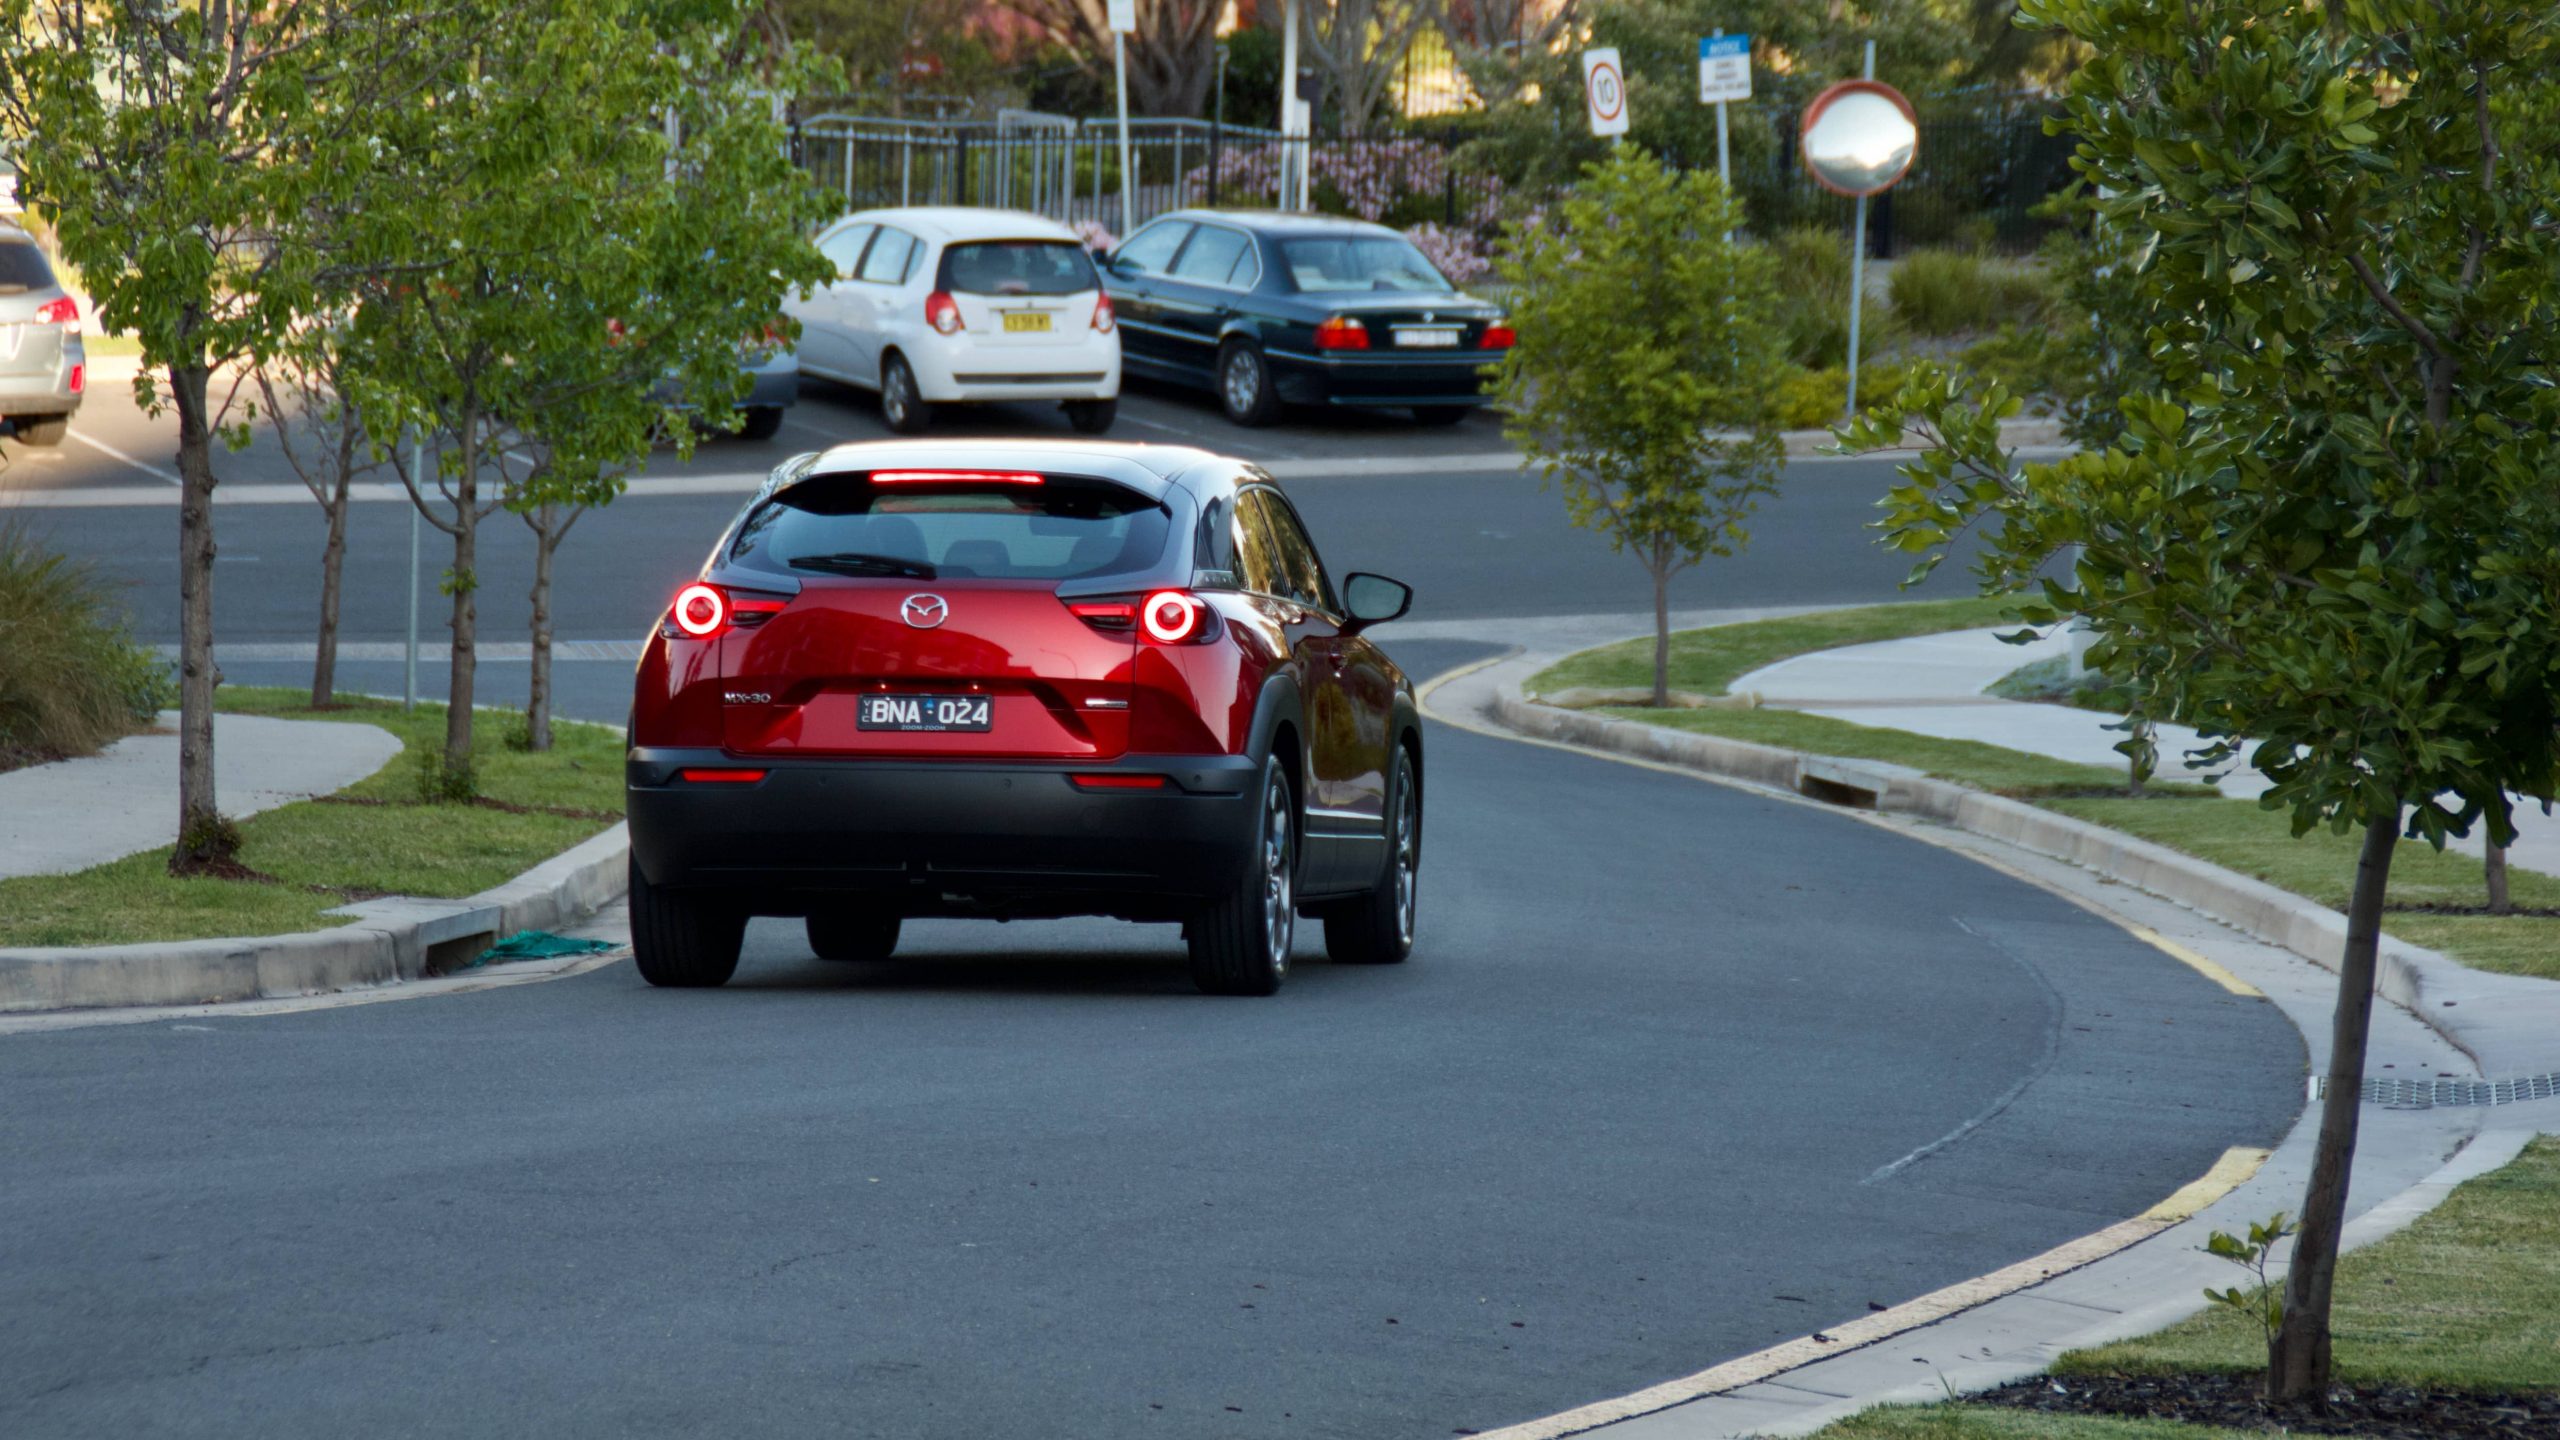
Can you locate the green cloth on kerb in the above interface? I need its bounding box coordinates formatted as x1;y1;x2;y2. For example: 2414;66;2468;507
471;930;618;967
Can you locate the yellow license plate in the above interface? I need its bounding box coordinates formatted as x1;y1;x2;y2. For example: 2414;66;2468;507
1001;311;1052;333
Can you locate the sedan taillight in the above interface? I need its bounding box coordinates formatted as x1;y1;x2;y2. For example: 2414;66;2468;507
1480;322;1516;349
1313;316;1368;351
926;291;964;335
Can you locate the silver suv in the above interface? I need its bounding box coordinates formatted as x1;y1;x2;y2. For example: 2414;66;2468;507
0;223;83;446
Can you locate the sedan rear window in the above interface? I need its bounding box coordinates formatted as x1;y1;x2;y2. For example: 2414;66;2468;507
729;473;1168;582
0;240;56;292
938;241;1098;297
1278;236;1453;294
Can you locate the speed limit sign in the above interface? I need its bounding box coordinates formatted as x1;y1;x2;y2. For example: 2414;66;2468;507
1583;47;1629;137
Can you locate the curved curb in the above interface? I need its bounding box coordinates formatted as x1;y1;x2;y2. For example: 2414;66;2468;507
0;823;627;1014
1486;685;2513;1067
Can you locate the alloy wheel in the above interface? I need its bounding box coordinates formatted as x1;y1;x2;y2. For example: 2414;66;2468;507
1223;350;1261;418
1391;765;1418;948
1261;768;1295;977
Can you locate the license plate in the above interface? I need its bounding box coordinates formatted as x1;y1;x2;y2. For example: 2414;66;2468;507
1000;311;1052;333
857;694;992;732
1395;327;1461;348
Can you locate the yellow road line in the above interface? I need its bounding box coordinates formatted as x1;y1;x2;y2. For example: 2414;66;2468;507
2143;1145;2274;1223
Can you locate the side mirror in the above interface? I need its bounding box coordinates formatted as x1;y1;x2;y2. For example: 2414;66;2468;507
1341;572;1412;630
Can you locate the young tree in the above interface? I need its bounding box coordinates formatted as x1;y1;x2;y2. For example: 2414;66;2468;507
0;0;430;870
1298;0;1441;136
253;324;384;708
1493;149;1785;706
1854;0;2560;1403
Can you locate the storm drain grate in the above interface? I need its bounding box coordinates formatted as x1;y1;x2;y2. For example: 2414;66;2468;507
2314;1072;2560;1109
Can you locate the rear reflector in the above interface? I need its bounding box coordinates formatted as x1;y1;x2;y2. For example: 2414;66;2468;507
67;363;84;396
869;469;1044;486
678;768;768;784
1070;774;1168;790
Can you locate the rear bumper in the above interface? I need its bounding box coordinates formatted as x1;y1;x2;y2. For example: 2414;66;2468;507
627;747;1259;916
651;354;797;413
906;333;1120;404
0;342;85;418
1266;348;1497;408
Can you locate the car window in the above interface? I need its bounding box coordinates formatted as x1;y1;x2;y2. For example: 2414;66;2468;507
939;240;1097;296
1194;494;1240;588
0;239;55;291
1170;226;1250;287
818;223;875;281
729;473;1170;582
1255;489;1338;613
1231;490;1285;599
1109;221;1192;278
1224;241;1263;290
857;228;917;285
1277;235;1454;295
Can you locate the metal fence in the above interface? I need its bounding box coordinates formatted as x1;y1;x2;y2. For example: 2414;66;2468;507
788;110;2073;258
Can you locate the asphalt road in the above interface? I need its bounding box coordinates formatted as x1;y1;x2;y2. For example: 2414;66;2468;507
0;380;2302;1438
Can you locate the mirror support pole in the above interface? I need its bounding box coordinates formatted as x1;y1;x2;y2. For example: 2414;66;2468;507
1113;30;1135;241
1843;39;1876;422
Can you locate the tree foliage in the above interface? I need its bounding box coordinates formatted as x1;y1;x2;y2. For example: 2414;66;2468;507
1493;148;1784;705
1848;0;2560;1401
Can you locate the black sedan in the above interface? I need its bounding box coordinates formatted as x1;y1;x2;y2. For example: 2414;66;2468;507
1095;210;1510;427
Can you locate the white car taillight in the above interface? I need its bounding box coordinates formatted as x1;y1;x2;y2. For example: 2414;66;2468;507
925;291;963;335
1091;293;1116;334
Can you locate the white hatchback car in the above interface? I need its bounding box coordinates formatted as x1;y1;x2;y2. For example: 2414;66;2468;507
785;207;1121;436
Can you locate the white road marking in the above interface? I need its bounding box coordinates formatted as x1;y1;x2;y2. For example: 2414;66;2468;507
67;428;182;484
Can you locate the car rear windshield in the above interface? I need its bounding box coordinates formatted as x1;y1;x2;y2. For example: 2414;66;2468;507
729;473;1169;582
937;241;1098;297
1277;236;1452;294
0;239;57;292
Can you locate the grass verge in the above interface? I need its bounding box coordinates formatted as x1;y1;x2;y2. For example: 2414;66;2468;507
1805;1137;2560;1437
1529;602;2559;980
0;689;620;948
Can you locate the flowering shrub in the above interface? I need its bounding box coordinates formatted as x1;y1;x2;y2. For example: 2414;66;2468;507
1186;139;1505;236
1402;222;1489;283
1068;218;1117;254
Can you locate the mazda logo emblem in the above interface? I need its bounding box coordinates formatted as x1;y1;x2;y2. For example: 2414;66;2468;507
901;593;948;629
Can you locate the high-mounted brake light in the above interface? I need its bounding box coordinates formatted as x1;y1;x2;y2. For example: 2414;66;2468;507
1071;773;1167;790
666;582;788;641
34;296;78;329
925;290;963;335
672;583;726;638
868;469;1044;486
1141;590;1204;644
1091;293;1116;333
1313;315;1368;351
1479;321;1516;349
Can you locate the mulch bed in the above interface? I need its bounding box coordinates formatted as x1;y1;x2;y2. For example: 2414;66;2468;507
1977;1372;2560;1439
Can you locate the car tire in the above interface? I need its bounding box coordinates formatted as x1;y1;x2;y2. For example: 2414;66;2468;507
807;907;900;962
10;416;68;446
1063;397;1116;435
1216;341;1280;428
1324;747;1419;965
880;354;932;434
738;406;784;441
1410;405;1470;427
629;855;744;988
1188;754;1298;996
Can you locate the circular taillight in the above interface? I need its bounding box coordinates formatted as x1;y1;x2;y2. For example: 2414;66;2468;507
1142;591;1202;644
673;583;726;638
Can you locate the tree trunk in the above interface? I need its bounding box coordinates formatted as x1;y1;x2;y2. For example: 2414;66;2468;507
166;357;233;874
441;409;480;795
311;458;351;709
1650;549;1671;709
2485;841;2510;915
525;513;556;754
2268;812;2401;1403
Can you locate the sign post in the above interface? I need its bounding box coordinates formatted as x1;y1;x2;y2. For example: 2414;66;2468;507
1698;30;1749;239
1108;0;1136;239
1582;47;1629;140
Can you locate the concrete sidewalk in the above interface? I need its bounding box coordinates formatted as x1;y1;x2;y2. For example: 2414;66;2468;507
1736;626;2560;878
0;711;402;880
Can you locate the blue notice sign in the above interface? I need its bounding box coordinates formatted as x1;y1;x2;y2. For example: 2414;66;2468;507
1698;34;1752;104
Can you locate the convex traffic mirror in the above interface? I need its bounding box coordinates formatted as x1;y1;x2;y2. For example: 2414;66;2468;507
1799;80;1918;198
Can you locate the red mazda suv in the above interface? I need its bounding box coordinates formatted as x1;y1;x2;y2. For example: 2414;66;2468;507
625;439;1422;996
